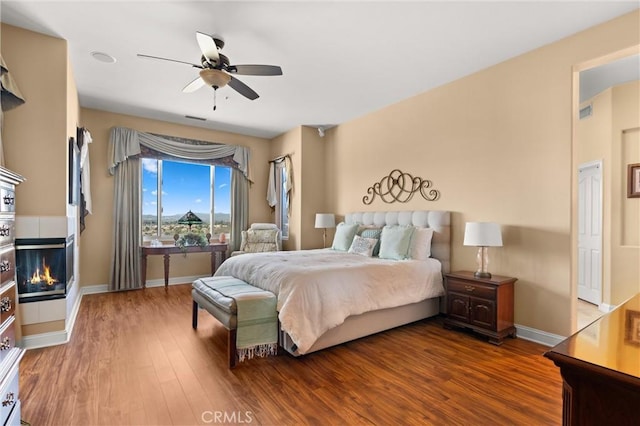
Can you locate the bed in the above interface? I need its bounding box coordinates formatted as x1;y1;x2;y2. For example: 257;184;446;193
214;210;450;356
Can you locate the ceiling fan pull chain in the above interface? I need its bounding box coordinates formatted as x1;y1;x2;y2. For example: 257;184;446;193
213;87;217;111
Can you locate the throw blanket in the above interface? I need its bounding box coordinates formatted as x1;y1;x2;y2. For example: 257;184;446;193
212;278;278;362
216;249;444;354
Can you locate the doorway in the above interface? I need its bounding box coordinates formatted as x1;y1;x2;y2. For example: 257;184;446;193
577;160;602;306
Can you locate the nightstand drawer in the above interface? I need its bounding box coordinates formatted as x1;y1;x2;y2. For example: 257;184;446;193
447;279;496;300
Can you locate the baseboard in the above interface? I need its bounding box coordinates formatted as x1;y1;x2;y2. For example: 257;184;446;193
82;284;109;294
21;330;70;350
81;275;206;294
144;275;206;288
515;324;566;347
598;303;616;313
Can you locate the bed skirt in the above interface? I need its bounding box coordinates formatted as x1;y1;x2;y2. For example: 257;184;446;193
280;296;441;356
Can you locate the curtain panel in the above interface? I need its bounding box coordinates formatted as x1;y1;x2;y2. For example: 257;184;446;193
108;126;251;291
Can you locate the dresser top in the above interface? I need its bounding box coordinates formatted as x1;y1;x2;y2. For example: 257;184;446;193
546;293;640;381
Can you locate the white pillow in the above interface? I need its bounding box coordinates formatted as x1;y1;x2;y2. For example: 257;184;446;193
409;227;434;260
378;225;415;260
331;222;359;251
348;235;378;257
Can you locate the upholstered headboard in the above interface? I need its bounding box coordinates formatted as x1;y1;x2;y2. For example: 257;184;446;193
344;211;451;273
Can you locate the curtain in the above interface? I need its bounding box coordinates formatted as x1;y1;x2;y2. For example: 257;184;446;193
266;155;293;214
108;126;250;290
231;168;249;251
109;157;141;291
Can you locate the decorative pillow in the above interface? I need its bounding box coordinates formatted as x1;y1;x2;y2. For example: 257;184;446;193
359;227;382;257
348;235;378;257
331;222;359;251
378;225;415;260
409;227;435;260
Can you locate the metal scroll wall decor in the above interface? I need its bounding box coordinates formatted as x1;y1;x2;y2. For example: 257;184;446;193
362;169;440;205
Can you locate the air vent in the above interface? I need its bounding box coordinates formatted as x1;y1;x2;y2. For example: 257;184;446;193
579;104;592;120
185;115;206;121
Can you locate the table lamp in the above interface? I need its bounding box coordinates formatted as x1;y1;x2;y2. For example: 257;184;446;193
463;222;503;279
315;213;335;248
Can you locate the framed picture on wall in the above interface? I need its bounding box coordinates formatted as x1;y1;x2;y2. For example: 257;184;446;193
68;137;80;205
628;163;640;198
625;309;640;347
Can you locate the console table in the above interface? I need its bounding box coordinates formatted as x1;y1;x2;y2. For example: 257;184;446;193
544;293;640;425
140;243;228;289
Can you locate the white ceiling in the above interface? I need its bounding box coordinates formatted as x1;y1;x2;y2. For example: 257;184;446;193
1;1;638;139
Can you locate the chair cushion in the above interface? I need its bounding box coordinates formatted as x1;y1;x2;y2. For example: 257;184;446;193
241;228;279;253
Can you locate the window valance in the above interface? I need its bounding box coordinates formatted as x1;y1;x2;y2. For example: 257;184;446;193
108;126;250;178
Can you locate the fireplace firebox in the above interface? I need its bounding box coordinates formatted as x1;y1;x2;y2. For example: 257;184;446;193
15;236;73;302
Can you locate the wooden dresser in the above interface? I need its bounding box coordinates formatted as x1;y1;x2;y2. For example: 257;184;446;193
443;271;517;345
0;167;25;426
545;293;640;425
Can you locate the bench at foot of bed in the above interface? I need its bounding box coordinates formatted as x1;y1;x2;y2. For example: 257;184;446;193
192;276;277;368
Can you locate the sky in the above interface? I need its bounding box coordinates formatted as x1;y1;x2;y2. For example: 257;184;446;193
142;159;231;217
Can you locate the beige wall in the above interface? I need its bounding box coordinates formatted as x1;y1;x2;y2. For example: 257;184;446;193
300;126;328;249
611;82;640;302
1;24;69;216
80;108;272;286
325;10;640;336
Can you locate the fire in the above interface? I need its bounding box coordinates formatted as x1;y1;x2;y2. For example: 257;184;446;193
29;258;58;286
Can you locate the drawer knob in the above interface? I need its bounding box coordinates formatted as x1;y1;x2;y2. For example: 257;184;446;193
1;391;14;407
0;225;9;237
0;337;11;351
0;297;11;313
0;260;10;273
465;285;475;292
2;195;14;206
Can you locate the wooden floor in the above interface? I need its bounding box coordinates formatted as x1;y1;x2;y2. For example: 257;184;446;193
20;284;563;425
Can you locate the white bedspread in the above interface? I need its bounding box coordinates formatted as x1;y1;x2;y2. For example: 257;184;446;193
215;249;444;354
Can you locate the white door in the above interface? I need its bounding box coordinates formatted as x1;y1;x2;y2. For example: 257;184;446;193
578;161;603;305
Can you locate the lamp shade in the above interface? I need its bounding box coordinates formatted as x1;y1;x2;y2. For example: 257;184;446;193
178;210;203;226
315;213;336;229
463;222;503;247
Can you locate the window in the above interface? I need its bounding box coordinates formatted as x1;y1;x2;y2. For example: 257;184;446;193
141;159;231;239
275;161;289;239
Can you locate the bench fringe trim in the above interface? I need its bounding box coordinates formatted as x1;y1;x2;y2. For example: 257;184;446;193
237;343;279;362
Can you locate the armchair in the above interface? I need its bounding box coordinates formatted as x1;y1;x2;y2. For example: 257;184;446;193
231;223;281;256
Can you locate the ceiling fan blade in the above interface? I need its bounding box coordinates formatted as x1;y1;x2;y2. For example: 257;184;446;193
196;31;220;66
228;76;259;100
137;54;202;68
227;64;283;76
182;76;206;93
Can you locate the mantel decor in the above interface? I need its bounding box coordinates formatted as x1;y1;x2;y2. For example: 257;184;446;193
362;169;440;205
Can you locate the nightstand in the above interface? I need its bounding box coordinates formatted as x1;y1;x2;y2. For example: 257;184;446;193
443;271;517;345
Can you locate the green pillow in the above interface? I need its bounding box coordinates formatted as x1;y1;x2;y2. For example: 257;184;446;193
331;222;359;251
378;225;415;260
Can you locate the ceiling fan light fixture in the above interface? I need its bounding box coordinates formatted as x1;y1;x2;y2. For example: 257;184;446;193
199;69;231;88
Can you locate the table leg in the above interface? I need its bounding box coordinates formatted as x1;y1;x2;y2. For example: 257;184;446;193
141;253;147;289
210;251;216;276
163;253;170;291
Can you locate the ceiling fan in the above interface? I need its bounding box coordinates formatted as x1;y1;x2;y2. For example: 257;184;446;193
138;32;282;109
